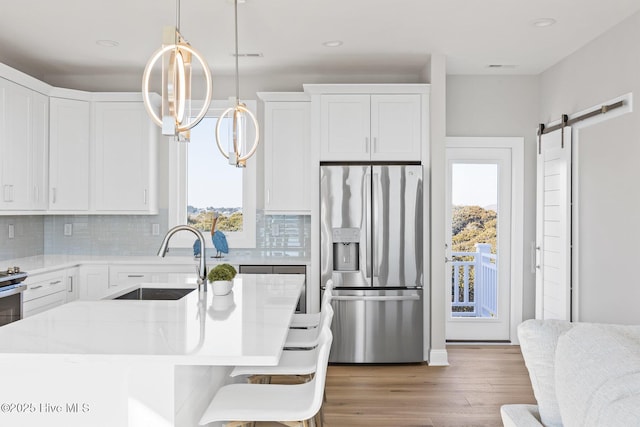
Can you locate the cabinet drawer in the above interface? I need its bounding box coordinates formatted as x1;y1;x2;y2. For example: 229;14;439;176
113;272;154;287
23;291;67;318
23;271;66;302
108;265;196;288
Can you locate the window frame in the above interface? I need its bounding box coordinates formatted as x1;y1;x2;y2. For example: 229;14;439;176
168;100;257;249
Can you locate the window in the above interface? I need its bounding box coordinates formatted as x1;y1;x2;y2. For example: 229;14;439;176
168;100;257;249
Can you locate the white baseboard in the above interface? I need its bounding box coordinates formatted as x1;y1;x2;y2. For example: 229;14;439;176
428;349;449;366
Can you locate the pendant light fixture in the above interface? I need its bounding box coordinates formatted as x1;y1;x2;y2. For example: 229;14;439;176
215;0;260;167
142;0;212;140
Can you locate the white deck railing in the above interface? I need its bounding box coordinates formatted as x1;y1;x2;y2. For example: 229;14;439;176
451;243;497;318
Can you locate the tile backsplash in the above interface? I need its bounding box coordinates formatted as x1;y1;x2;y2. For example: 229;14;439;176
43;210;169;256
256;213;311;255
0;210;310;261
0;216;45;260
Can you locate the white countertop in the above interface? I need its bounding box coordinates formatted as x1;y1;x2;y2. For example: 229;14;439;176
1;253;310;275
0;274;303;366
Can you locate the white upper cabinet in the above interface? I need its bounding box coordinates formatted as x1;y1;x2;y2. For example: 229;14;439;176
49;97;90;211
261;94;311;212
320;93;422;161
320;94;371;161
306;84;428;162
92;101;157;213
370;94;422;161
0;78;48;211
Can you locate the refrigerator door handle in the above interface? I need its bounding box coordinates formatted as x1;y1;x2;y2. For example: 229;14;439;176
364;170;372;279
332;295;421;302
372;170;380;279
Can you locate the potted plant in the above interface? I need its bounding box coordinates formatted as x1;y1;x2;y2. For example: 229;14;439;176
207;264;237;296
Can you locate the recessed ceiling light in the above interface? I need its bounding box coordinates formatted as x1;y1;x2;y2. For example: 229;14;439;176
533;18;557;28
322;40;343;48
96;40;119;47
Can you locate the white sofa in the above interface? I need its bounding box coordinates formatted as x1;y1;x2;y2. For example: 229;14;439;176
501;319;640;427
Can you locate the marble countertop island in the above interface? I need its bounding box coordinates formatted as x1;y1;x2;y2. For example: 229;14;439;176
0;274;303;366
0;274;304;427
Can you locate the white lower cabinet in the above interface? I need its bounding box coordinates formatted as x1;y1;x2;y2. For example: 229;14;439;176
22;269;67;318
78;264;110;300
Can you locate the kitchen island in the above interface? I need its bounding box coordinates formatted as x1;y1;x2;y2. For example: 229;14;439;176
0;274;303;427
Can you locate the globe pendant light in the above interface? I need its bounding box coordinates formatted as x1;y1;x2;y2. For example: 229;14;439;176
215;0;259;168
142;0;212;140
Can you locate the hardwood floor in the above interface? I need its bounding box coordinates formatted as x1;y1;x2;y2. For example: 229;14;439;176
255;345;536;427
322;345;536;427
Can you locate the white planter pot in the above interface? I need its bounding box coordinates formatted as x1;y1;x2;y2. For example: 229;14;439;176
211;280;233;296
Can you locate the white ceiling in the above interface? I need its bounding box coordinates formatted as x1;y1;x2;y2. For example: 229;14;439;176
2;0;640;90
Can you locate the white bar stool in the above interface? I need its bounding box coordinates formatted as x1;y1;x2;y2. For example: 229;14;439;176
284;303;333;349
199;328;333;427
230;306;334;381
290;280;333;329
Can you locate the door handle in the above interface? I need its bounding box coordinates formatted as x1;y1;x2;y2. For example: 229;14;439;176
332;295;421;302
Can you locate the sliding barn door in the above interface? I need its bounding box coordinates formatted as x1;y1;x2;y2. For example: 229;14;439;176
536;127;572;320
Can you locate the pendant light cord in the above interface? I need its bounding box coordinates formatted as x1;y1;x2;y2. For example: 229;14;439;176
175;0;181;42
234;0;240;104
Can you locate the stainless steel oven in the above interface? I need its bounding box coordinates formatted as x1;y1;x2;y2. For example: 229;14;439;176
0;269;28;326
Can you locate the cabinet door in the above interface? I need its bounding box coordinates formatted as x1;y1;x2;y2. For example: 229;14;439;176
93;102;156;212
370;94;421;161
320;94;371;161
264;101;310;212
0;79;45;210
0;79;30;208
31;92;49;210
78;265;109;300
49;97;90;211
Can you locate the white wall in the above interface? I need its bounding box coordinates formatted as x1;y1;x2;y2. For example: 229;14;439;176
539;11;640;324
446;75;540;321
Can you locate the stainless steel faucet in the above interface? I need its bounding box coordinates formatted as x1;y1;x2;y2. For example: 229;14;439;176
157;225;207;293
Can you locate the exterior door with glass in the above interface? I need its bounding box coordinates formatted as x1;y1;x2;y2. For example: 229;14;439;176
445;139;522;342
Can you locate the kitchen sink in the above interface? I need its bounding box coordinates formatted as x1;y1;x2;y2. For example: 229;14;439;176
113;288;195;300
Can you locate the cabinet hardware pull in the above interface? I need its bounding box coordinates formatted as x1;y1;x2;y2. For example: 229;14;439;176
52;187;57;204
267;189;270;205
68;276;73;293
143;189;148;205
50;280;62;285
373;137;378;152
31;285;43;290
127;274;145;278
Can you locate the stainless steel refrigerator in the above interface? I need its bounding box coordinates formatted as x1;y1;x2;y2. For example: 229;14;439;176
320;163;424;363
